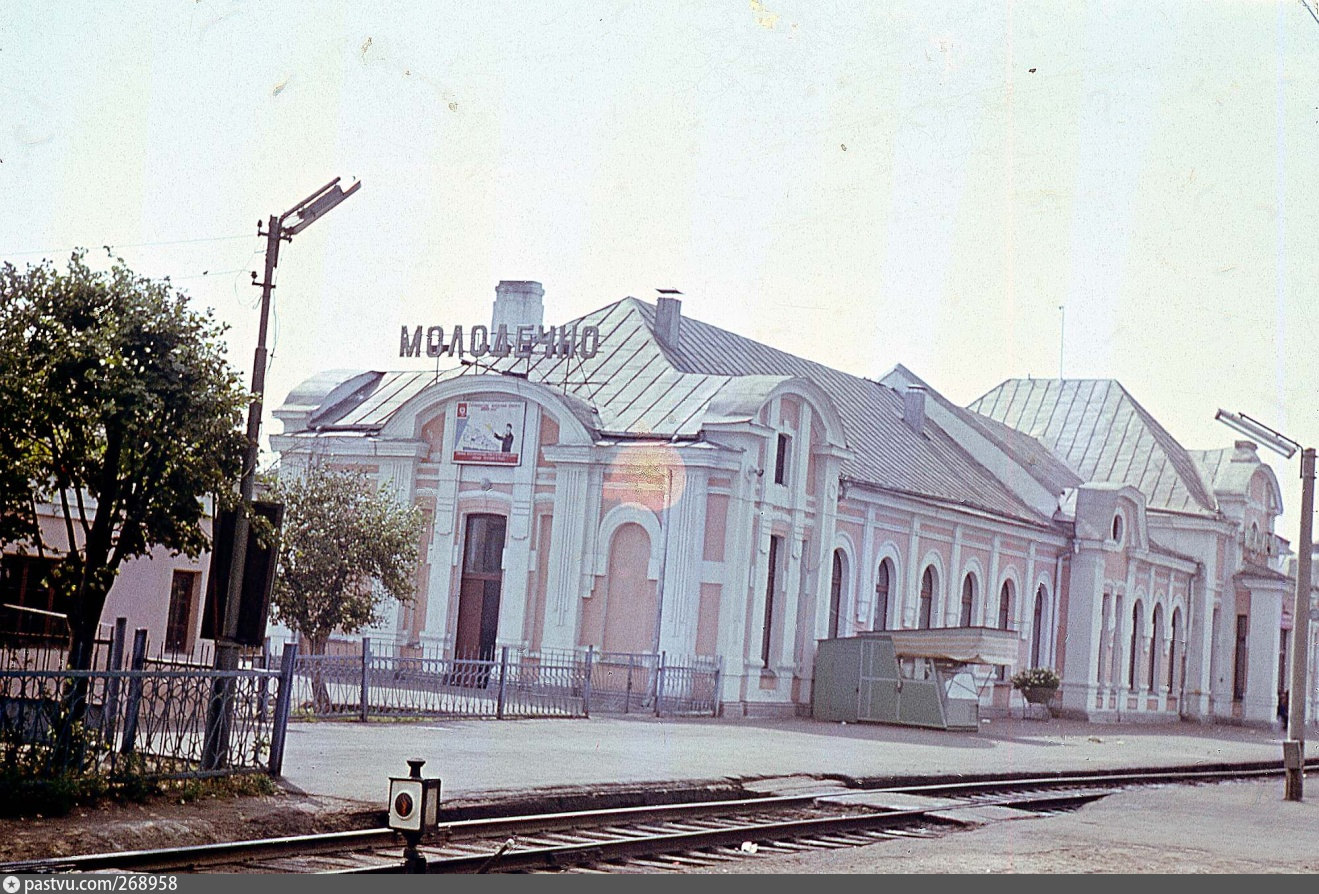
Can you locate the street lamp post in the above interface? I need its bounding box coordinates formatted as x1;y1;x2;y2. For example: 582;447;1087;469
202;178;360;770
1215;409;1314;801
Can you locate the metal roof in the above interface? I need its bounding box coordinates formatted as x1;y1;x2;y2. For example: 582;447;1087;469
275;298;1062;525
623;300;1050;524
969;379;1218;516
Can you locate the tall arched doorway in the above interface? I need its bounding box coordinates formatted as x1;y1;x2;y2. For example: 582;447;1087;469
1030;585;1046;667
602;522;658;654
874;559;893;631
455;513;507;661
828;549;847;639
918;566;937;629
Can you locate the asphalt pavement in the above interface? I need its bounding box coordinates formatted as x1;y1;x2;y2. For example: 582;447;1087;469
277;712;1299;810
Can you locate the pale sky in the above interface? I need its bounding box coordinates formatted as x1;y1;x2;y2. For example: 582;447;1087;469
3;1;1318;540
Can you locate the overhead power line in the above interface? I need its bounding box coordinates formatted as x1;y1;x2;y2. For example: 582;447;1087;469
1;233;253;258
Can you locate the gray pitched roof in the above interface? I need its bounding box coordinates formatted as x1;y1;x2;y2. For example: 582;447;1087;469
969;379;1218;516
279;297;1056;525
617;299;1050;524
886;364;1082;502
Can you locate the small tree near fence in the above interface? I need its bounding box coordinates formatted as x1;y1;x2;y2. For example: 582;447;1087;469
266;465;422;708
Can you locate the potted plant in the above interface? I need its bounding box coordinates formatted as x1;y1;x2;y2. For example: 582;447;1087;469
1011;667;1061;706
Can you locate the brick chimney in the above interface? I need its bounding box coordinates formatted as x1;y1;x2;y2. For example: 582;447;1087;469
492;281;544;333
655;289;682;348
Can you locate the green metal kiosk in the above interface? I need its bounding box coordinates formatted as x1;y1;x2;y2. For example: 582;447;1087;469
812;628;1018;731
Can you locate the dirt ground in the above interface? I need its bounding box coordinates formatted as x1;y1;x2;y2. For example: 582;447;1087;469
0;788;376;863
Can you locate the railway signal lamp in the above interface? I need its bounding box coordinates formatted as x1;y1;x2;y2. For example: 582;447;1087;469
389;757;441;872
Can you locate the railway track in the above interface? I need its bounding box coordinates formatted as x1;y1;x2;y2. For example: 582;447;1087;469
4;763;1312;875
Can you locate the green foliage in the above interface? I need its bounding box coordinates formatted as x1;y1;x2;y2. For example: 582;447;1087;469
0;767;279;818
1010;667;1061;691
166;772;278;804
0;251;248;667
0;711;111;817
0;767;106;817
266;465;422;654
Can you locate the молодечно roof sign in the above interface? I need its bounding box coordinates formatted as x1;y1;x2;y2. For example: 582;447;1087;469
400;324;600;360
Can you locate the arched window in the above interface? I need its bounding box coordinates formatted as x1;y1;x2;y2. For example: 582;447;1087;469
1112;514;1124;543
1030;585;1047;667
874;559;892;631
997;580;1014;630
996;579;1015;681
1129;601;1144;690
1097;593;1112;685
828;549;846;639
1169;607;1183;694
1149;604;1165;693
918;566;936;629
959;574;976;627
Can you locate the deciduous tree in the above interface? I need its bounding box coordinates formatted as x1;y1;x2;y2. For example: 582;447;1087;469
267;465;422;659
0;251;247;670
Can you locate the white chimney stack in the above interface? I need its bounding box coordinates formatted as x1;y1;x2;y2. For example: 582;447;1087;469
903;385;927;432
492;281;545;333
656;289;682;348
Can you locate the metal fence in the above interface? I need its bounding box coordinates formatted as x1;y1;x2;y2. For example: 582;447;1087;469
290;640;722;721
0;625;297;781
584;651;723;717
0;628;115;674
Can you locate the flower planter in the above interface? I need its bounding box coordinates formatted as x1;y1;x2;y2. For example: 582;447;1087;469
1022;686;1058;706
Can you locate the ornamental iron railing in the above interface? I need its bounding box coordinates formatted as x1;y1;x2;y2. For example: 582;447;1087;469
290;640;722;721
0;639;295;781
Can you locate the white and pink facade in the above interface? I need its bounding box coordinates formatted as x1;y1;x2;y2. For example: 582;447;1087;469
256;282;1315;726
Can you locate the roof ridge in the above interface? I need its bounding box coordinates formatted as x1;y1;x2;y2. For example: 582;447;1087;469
662;318;1051;524
892;364;1081;501
973;377;1219;515
1108;382;1218;512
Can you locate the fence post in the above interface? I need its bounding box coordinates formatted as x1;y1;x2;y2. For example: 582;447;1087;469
119;628;148;755
655;651;666;717
256;638;272;719
712;656;723;718
102;618;128;741
496;646;509;720
360;637;372;722
267;643;298;776
625;655;634;714
582;645;594;719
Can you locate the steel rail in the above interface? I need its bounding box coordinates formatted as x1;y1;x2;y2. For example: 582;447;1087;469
5;760;1315;875
0;795;825;874
338;789;1118;874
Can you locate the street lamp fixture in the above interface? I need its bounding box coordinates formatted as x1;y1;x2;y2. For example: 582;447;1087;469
1216;408;1313;801
1214;409;1299;459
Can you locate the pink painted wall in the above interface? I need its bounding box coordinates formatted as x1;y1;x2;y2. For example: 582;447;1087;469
579;522;657;654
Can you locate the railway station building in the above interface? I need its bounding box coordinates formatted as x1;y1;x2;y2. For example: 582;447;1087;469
265;281;1313;726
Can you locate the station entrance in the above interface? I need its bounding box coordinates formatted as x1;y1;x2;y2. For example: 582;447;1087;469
454;513;506;662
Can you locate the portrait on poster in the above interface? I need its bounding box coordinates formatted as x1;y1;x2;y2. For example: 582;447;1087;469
452;400;526;466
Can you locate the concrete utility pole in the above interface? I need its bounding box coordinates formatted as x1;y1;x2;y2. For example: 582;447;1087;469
1286;448;1314;800
203;177;360;770
1215;409;1314;801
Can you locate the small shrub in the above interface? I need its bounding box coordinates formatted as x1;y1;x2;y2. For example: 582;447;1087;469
0;767;107;818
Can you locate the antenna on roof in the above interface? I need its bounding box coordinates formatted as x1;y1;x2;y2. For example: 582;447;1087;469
1058;305;1065;379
